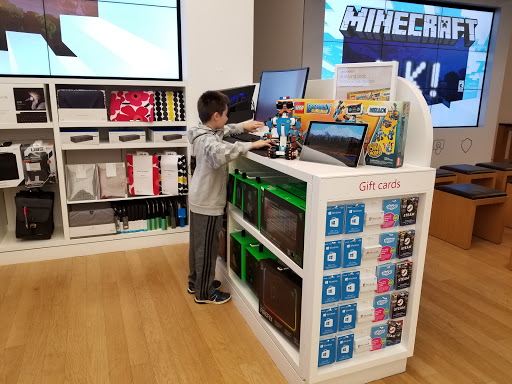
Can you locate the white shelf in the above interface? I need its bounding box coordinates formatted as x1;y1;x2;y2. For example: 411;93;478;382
59;121;186;128
70;225;188;242
0;122;54;130
67;194;183;204
61;140;188;150
228;203;304;278
217;260;300;369
0;227;66;253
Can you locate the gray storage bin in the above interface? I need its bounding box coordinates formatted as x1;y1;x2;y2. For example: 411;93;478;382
68;207;115;227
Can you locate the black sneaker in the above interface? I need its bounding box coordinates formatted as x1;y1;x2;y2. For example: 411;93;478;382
194;289;231;305
187;280;221;294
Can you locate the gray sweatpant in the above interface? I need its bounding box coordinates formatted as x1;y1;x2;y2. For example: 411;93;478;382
188;211;223;299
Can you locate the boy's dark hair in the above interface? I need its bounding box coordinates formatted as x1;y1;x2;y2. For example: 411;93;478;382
197;91;230;123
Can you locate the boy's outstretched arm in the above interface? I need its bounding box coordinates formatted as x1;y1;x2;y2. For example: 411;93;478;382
202;136;273;169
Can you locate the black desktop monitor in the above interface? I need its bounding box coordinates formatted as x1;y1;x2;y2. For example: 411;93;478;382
254;67;309;123
218;85;256;124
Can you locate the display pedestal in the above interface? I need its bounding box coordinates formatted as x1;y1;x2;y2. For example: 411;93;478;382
220;77;434;383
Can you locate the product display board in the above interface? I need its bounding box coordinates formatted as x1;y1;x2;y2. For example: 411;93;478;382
0;78;189;264
218;78;435;384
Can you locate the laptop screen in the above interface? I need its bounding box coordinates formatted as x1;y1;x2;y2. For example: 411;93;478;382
303;121;368;167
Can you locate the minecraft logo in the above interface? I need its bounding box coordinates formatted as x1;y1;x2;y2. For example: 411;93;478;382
340;6;478;47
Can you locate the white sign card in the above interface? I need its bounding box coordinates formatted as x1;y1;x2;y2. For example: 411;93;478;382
333;61;398;101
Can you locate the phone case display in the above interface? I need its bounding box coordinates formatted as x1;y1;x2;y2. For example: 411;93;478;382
324;240;342;270
97;163;127;199
153;91;186;122
390;291;408;319
293;99;409;168
320;306;339;336
326;205;344;235
111;196;187;234
21;142;57;188
66;164;98;201
400;197;419;226
258;259;302;348
387;320;403;346
397;230;415;259
57;89;107;122
110;91;154;122
229;231;257;280
395;261;413;290
127;154;159;196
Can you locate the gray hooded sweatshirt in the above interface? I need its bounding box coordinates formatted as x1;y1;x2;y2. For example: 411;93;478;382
188;122;253;216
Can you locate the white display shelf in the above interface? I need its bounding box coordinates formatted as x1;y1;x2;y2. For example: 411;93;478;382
223;78;435;384
59;121;186;128
216;259;300;369
69;225;189;243
61;140;188;151
0;122;54;130
228;203;304;278
0;227;66;252
67;194;182;205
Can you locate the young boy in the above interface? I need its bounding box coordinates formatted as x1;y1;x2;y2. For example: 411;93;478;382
187;90;272;304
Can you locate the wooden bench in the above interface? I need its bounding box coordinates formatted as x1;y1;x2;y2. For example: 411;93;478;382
439;164;497;188
430;183;507;249
475;162;512;191
435;169;457;186
506;181;512;229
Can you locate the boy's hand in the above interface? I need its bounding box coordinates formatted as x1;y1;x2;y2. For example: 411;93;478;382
252;139;274;149
243;121;265;132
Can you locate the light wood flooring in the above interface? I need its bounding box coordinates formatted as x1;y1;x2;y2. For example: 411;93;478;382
0;229;511;384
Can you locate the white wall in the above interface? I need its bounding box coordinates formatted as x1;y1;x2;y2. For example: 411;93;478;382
498;38;512;124
182;0;254;127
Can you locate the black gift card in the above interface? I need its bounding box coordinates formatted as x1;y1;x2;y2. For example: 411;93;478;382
398;230;415;259
391;291;408;319
399;197;418;226
387;320;403;346
395;261;413;290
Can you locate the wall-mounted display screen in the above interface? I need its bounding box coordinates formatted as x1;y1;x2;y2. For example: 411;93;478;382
0;0;181;80
323;1;494;127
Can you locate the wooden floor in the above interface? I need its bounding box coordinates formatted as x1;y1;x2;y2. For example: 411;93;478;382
0;230;511;384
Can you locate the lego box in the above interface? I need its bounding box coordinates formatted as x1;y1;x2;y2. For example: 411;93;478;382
294;99;409;168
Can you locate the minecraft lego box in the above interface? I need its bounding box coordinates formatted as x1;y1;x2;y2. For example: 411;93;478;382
294;99;409;168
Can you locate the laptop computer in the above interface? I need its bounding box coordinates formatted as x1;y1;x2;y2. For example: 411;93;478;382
299;121;368;167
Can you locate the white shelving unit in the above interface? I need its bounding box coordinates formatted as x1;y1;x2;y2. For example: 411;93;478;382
218;78;435;384
0;77;189;265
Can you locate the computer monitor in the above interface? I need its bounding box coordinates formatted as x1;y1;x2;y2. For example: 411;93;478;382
300;121;368;167
218;85;256;124
254;67;309;122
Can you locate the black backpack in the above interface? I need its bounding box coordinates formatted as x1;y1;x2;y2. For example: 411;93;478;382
15;189;54;240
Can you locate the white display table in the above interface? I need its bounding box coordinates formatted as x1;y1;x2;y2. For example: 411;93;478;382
217;77;435;384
